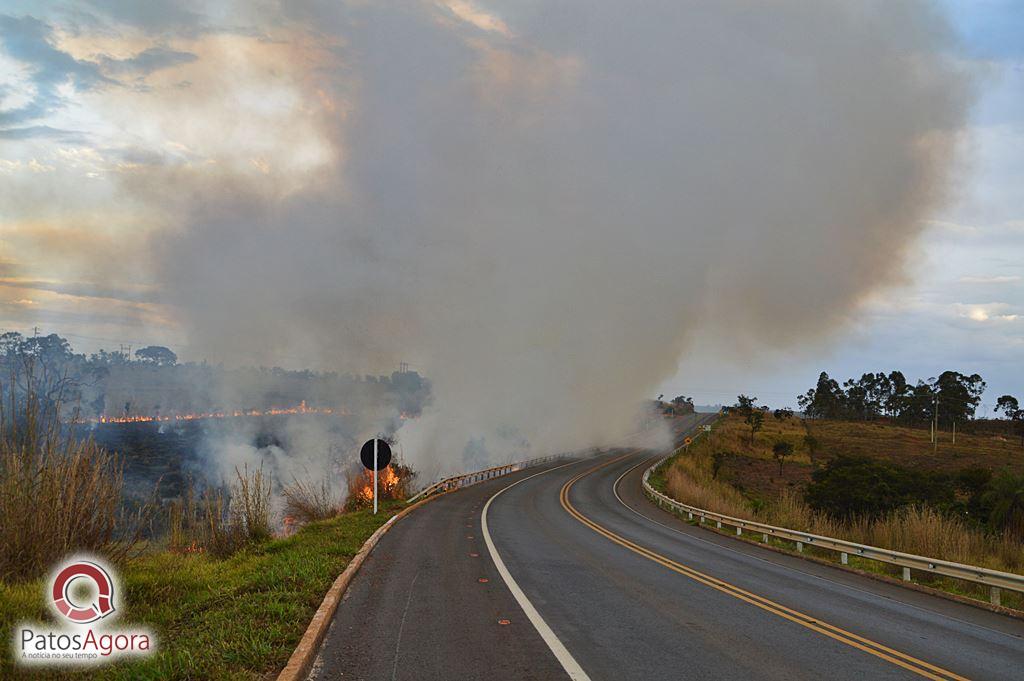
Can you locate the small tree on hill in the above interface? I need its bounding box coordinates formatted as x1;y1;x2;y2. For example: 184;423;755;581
711;452;725;480
734;395;763;444
773;408;793;421
747;410;764;445
772;441;794;475
995;395;1023;447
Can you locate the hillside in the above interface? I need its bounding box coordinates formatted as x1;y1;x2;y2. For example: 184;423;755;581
703;412;1024;503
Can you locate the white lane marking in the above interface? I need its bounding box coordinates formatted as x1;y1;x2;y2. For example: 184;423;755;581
481;461;593;681
611;455;1024;643
390;570;420;681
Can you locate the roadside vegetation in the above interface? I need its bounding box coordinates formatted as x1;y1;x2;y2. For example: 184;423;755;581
655;390;1024;609
0;372;415;678
0;383;138;583
0;502;404;679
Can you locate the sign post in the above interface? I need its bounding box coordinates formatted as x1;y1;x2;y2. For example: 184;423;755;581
360;438;393;515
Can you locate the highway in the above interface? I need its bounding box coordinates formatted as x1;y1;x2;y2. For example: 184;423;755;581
310;414;1024;680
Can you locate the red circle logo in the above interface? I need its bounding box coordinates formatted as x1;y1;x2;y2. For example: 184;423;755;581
51;560;116;623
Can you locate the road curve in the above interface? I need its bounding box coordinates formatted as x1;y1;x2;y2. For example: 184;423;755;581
311;416;1024;680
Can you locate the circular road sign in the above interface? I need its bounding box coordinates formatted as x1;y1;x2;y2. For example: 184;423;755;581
360;439;392;471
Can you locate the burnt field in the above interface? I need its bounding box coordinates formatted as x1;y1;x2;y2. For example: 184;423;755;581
77;414;365;502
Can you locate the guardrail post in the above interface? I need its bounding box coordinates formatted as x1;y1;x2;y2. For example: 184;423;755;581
762;534;768;543
687;511;693;520
796;541;803;553
902;567;911;582
840;552;848;565
716;520;722;529
735;526;742;536
990;587;1001;606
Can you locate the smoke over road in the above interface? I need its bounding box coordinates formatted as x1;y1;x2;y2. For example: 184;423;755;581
138;1;970;470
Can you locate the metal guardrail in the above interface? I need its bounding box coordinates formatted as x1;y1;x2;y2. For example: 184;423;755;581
643;432;1024;607
407;453;571;504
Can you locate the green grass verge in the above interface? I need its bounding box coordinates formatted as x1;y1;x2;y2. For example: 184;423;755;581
646;451;680;495
1;500;404;680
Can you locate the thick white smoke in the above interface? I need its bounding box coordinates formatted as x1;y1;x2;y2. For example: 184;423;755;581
145;1;970;471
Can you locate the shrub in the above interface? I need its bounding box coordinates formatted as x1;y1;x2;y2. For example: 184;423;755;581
804;455;954;521
980;472;1024;541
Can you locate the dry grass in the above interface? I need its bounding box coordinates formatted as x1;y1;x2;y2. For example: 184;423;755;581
666;455;748;518
282;475;340;523
805;418;1024;475
0;382;147;582
165;465;272;557
665;445;1024;574
705;413;812;464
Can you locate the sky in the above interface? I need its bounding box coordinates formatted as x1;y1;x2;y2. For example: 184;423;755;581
0;0;1020;419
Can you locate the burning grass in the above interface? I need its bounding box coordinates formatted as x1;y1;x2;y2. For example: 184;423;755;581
166;465;273;558
344;461;416;511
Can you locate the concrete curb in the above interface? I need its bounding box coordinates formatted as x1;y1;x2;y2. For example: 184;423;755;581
276;492;447;681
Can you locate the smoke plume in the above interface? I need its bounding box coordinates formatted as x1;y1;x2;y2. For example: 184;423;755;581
141;1;970;470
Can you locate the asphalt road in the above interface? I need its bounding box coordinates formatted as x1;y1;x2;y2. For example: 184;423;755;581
310;415;1024;680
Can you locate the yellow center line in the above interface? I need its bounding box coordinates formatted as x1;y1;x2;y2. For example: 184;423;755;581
560;450;970;681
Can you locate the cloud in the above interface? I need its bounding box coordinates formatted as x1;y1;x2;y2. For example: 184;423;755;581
0;14;114;125
953;302;1020;322
924;219;979;235
439;1;513;37
0;276;158;303
79;0;204;33
958;274;1021;284
98;46;198;75
0;124;89;142
0;282;171;330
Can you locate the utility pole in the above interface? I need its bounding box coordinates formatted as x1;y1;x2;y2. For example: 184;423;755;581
952;420;956;446
933;395;939;454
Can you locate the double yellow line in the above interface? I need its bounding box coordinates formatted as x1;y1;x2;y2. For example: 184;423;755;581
559;452;969;681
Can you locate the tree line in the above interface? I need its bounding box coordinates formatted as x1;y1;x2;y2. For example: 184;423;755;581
797;370;985;424
0;331;431;421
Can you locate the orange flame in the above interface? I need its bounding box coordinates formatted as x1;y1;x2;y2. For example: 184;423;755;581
81;400;354;424
354;466;401;504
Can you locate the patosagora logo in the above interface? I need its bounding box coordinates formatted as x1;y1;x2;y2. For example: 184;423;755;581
14;555;154;666
51;560;116;624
